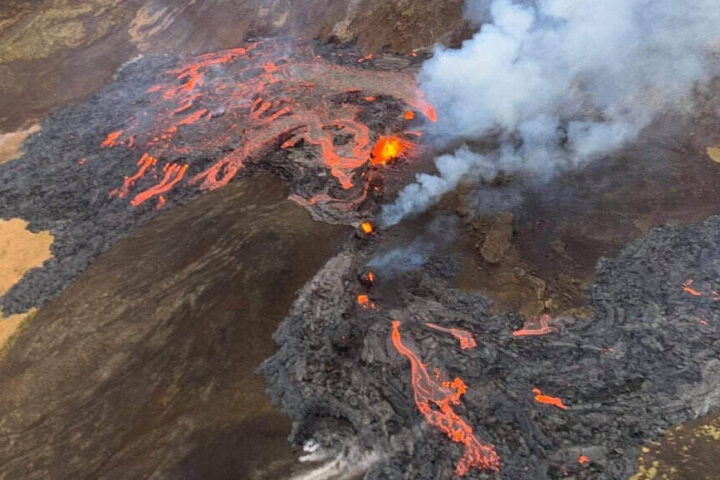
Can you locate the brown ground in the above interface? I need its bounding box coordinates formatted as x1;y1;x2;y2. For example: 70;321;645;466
0;218;52;350
0;173;348;479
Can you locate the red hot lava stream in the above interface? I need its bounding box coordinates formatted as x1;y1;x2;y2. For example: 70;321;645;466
99;40;436;209
391;321;500;476
513;314;557;337
425;323;478;350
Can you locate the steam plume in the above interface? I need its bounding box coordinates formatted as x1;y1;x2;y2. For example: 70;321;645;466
382;0;720;225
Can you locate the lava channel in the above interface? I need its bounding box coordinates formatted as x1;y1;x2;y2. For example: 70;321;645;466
391;320;500;476
425;323;477;350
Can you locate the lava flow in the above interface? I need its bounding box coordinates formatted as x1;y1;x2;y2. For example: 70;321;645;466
513;314;557;337
425;323;478;350
99;40;435;209
683;279;702;296
532;388;568;410
391;321;500;476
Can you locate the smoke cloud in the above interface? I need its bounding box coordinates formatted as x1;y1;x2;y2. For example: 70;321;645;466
368;216;458;276
382;0;720;225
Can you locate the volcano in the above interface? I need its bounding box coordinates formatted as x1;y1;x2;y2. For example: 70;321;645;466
1;1;720;480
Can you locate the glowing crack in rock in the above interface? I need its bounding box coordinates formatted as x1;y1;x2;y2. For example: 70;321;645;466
390;320;500;476
425;323;478;350
99;40;435;209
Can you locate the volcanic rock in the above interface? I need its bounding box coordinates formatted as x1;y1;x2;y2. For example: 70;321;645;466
263;215;720;479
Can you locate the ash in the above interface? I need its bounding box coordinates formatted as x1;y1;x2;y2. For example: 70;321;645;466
262;215;720;479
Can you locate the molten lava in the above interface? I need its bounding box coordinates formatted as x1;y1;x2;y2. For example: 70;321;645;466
578;455;590;465
404;110;415;120
360;222;374;235
391;321;500;476
97;40;435;209
513;314;557;337
101;130;124;148
356;294;375;309
532;388;568;410
683;279;702;297
425;323;478;350
371;136;410;165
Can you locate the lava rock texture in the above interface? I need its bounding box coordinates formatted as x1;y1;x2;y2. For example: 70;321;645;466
262;216;720;479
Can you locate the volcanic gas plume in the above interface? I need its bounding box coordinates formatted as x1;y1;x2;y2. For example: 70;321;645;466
382;0;720;225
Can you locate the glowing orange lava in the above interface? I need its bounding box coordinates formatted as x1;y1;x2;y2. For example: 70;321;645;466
426;323;478;350
404;110;415;120
130;163;188;207
361;222;374;235
532;388;568;410
101;130;124;148
683;279;702;297
578;455;590;465
363;271;376;283
391;321;500;476
513;314;557;337
371;136;410;165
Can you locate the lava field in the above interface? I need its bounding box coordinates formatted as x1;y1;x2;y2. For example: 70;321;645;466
0;39;431;315
262;215;720;479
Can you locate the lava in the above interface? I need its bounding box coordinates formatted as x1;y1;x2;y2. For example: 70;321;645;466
360;222;374;235
98;40;435;210
425;323;478;350
371;136;410;165
532;388;568;410
513;314;557;337
404;110;415;120
110;153;158;199
130;163;188;207
578;455;590;465
391;321;500;476
101;130;124;148
683;279;702;296
357;294;375;309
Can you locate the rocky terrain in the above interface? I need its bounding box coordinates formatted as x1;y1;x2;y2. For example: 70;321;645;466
263;215;720;479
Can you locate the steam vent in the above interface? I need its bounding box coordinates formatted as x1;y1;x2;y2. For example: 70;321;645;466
2;1;720;479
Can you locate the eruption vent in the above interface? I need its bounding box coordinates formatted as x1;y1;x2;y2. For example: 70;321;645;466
391;321;500;476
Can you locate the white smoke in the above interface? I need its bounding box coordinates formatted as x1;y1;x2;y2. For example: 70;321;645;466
382;0;720;225
287;441;381;480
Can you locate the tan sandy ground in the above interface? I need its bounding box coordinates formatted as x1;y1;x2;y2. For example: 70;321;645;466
0;218;53;349
0;124;40;164
707;146;720;164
